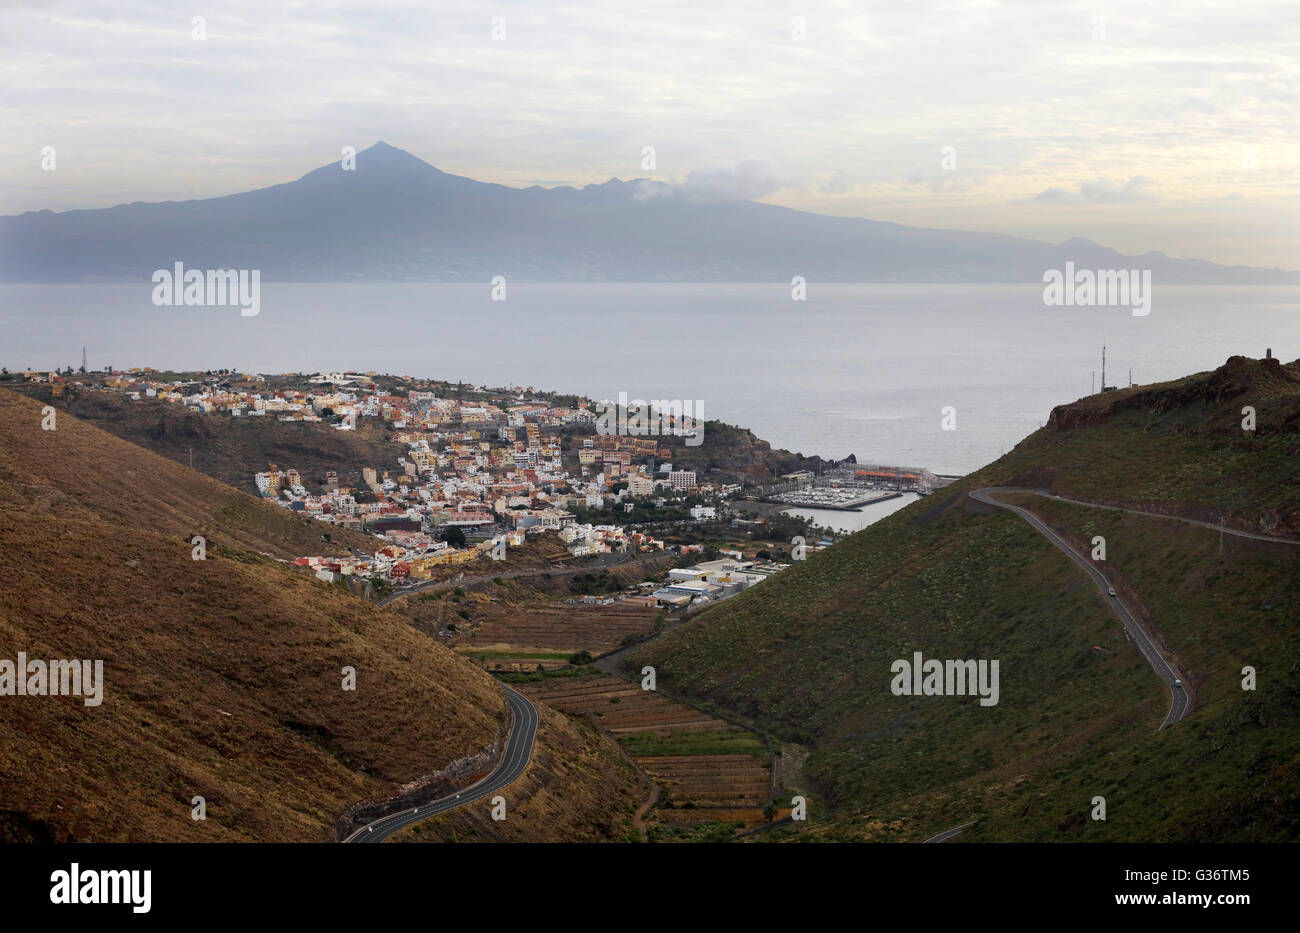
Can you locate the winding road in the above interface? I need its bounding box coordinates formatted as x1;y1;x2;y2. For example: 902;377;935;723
1044;492;1300;547
344;486;1290;845
924;486;1223;843
971;487;1190;730
343;684;539;843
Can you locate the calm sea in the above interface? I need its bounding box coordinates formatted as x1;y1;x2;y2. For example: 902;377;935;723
4;282;1298;476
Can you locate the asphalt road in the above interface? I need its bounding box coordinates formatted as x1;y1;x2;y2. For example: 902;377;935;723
923;821;976;843
923;487;1207;844
971;487;1189;730
376;551;662;607
343;684;539;843
1043;491;1300;546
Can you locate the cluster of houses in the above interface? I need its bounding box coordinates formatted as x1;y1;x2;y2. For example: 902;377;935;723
293;529;510;583
232;379;741;560
45;368;821;604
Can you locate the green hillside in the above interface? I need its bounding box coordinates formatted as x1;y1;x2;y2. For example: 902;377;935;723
628;355;1300;841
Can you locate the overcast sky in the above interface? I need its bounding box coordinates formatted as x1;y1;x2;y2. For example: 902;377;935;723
4;0;1298;268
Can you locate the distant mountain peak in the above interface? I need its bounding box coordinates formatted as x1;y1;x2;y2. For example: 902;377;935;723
351;140;442;172
2;145;1297;283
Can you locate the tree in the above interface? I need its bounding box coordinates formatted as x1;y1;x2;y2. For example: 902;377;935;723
443;525;467;547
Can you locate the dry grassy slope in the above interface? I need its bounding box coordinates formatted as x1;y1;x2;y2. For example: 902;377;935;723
0;391;633;842
45;387;408;491
0;511;510;841
0;389;376;558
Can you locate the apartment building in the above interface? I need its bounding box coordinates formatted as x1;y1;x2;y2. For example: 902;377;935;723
668;470;697;491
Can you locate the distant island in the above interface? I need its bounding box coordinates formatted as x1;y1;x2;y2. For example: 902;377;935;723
4;142;1298;285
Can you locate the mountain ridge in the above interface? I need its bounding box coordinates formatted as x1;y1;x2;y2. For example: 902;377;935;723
4;142;1296;284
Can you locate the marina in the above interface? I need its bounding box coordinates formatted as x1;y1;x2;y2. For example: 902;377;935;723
746;464;959;512
759;489;904;511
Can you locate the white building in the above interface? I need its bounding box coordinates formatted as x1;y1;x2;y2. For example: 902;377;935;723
668;470;697;491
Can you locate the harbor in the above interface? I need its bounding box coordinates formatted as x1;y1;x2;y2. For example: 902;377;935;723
756;488;904;511
745;464;959;512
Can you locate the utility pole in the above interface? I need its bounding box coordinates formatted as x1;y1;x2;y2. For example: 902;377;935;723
1101;343;1107;390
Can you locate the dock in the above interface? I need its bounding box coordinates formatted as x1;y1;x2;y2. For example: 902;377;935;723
751;490;905;512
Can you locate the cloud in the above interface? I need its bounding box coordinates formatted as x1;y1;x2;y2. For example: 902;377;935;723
2;0;1296;265
1034;176;1156;204
678;160;793;202
632;179;675;201
821;172;855;194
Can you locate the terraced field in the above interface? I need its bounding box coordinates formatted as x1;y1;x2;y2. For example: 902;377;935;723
458;648;573;672
522;676;730;734
637;755;770;808
520;674;772;832
467;602;660;657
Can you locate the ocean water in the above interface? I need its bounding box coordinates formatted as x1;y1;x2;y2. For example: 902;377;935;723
787;492;926;535
4;282;1298;475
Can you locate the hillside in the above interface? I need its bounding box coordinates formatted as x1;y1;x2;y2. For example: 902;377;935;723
0;391;637;841
1003;354;1300;536
392;703;649;843
0;387;377;558
627;355;1300;841
31;386;407;494
661;420;830;484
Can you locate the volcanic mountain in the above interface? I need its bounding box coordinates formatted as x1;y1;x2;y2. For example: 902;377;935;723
3;142;1296;284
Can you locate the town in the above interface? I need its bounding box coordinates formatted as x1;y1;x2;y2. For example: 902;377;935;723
9;365;958;613
20;365;836;611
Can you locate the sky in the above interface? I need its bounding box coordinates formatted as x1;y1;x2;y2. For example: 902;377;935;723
3;0;1299;269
